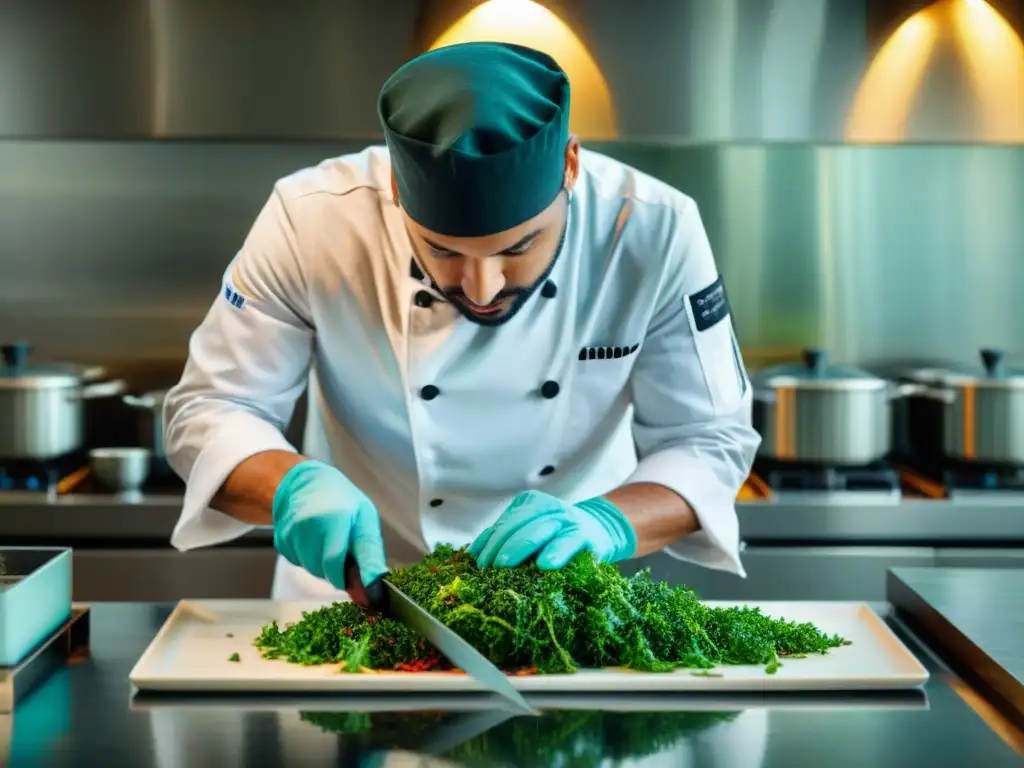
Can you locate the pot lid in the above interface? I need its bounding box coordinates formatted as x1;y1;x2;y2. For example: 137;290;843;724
754;348;887;390
944;349;1024;388
0;343;81;389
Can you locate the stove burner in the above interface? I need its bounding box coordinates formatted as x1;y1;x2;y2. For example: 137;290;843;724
0;451;184;495
942;462;1024;492
0;453;86;492
756;459;901;493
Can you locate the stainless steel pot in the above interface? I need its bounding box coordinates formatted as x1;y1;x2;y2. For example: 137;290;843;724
123;389;168;460
913;349;1024;466
0;342;127;461
752;348;923;465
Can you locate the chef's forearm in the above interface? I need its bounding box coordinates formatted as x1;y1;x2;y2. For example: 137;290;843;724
211;450;308;526
603;482;702;558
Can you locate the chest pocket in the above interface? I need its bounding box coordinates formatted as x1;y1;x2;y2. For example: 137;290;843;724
562;343;640;448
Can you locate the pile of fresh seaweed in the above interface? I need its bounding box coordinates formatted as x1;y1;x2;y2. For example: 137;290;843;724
255;544;849;674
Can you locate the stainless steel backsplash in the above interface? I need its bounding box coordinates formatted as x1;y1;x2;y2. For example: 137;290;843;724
1;140;1022;382
4;0;1022;144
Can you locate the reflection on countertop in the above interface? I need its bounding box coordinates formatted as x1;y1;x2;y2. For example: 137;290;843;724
8;602;1022;766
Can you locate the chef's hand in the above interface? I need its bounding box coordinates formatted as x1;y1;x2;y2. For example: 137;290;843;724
469;490;637;570
271;460;387;590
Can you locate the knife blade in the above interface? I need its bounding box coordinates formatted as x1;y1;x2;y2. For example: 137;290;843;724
345;556;537;715
381;579;538;714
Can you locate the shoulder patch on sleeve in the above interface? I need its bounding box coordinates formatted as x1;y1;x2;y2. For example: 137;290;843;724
223;282;246;309
220;257;257;310
687;275;730;332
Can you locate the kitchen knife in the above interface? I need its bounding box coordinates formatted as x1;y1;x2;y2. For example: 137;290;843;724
345;556;538;715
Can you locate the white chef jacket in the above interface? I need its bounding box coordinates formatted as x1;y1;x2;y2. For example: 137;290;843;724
163;146;759;599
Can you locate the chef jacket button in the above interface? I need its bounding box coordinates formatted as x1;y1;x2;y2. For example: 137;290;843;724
541;380;560;399
541;281;557;299
414;290;434;308
429;498;444;507
421;384;440;400
539;465;555;476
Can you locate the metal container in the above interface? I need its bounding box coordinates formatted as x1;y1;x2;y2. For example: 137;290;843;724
0;343;128;461
0;548;72;668
916;349;1024;466
752;348;922;465
88;447;151;492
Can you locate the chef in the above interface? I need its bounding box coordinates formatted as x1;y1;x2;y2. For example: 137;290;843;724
163;41;760;600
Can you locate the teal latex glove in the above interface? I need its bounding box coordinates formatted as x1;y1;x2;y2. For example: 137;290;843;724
272;460;387;590
469;490;637;570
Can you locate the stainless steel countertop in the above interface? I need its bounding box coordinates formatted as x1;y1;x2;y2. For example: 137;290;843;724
738;499;1024;542
0;493;1020;544
0;493;272;543
888;568;1024;730
11;602;1023;766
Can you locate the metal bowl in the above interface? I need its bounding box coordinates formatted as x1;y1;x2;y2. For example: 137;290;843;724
89;447;151;492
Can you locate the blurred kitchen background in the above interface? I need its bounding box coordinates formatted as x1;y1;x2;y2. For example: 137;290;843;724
1;0;1022;601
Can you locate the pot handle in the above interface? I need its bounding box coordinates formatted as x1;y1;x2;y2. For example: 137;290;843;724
903;385;956;405
886;382;930;400
80;365;109;383
0;342;31;370
123;393;161;409
980;348;1005;376
887;382;959;404
802;348;827;375
69;379;127;400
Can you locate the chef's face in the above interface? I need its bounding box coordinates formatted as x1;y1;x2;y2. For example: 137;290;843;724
400;138;580;326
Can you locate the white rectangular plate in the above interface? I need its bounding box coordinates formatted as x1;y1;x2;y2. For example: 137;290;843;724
130;691;930;713
128;600;929;694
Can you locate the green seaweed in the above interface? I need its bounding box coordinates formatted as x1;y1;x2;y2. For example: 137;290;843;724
255;545;849;674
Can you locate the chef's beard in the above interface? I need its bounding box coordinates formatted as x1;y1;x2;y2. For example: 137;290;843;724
441;261;553;327
432;215;569;328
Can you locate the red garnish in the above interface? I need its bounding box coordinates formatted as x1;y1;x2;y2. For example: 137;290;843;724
393;653;445;673
512;666;539;676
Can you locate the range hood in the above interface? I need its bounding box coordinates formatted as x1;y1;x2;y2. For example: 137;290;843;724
0;0;1021;142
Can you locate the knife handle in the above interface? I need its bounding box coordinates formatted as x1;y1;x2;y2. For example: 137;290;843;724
344;553;388;611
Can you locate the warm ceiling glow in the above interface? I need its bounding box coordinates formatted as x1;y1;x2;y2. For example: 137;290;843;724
429;0;618;139
954;0;1024;141
846;0;1024;142
845;13;939;141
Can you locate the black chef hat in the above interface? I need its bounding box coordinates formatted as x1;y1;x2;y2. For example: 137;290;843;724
378;42;571;238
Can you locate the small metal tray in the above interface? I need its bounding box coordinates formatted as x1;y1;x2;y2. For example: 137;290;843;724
0;548;73;668
0;605;89;713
